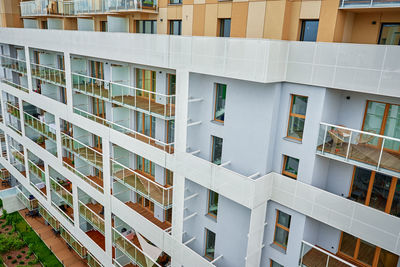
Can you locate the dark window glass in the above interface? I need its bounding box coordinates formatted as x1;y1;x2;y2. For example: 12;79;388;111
282;156;299;179
357;240;376;265
369;172;392;212
205;229;216;260
339;232;357;257
207;190;219;217
349;167;372;205
100;21;108;32
211;136;223;165
378;24;400;45
214;83;226;122
273;210;291;249
271;260;284;267
136;20;157;34
287;95;308;140
169;20;182;35
300;20;319;42
390;182;400;217
219;19;231;37
170;0;182;4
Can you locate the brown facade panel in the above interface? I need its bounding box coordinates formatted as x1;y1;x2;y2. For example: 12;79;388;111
192;4;206;35
231;2;248;37
204;3;218;36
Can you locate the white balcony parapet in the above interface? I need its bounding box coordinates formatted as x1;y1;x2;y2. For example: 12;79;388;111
299;241;356;267
317;122;400;177
340;0;400;8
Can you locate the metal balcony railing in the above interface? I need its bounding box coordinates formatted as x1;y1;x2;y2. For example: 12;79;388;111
74;0;157;14
20;0;75;16
39;203;59;230
24;112;57;141
16;186;38;211
0;55;27;75
79;201;105;234
317;122;400;177
1;78;29;93
31;63;66;87
60;225;87;258
340;0;400;8
49;176;73;206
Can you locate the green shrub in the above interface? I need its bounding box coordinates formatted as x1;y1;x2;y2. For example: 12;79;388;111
11;259;17;264
25;255;29;259
0;198;3;208
7;232;11;235
17;254;22;258
0;233;25;253
1;210;6;219
19;261;25;264
7;255;12;259
21;250;25;253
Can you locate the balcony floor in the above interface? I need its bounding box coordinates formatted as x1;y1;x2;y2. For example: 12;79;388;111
85;202;104;220
317;142;400;174
86;229;105;251
302;248;352;267
124;201;171;230
19;209;86;267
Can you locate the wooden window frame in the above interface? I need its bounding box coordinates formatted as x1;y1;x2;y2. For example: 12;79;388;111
136;155;155;178
281;155;299;179
213;83;226;123
204;228;216;260
207;190;218;219
211;135;223;165
270;259;283;267
168;20;182;35
273;210;291;250
136;68;156;99
286;94;308;141
136;111;155;138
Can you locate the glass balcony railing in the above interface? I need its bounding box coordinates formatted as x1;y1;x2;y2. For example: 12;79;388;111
28;159;45;182
73;107;174;154
60;225;87;258
62;159;104;193
87;252;102;267
317;122;400;177
79;201;105;234
111;159;173;208
0;55;27;75
61;133;103;169
112;228;160;267
10;145;25;165
0;169;9;181
39;203;59;230
20;0;75;16
24;112;57;141
340;0;400;8
1;78;29;93
49;176;73;206
74;0;157;14
299;241;356;267
16;186;38;211
30;181;47;199
6;102;20;120
72;73;175;119
31;63;66;87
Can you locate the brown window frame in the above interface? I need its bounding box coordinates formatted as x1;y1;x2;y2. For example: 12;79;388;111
286;94;308;141
273;210;291;250
281;155;299;179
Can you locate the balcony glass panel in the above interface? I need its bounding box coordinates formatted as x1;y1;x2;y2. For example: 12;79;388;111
60;226;87;258
79;201;105;234
31;63;66;87
340;0;400;8
0;55;27;75
300;241;355;267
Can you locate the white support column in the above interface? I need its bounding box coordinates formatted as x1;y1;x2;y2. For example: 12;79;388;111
171;69;189;267
245;202;268;267
18;97;25;137
55;115;63;165
102;136;113;267
63;52;74;113
44;162;51;205
72;181;80;231
24;46;33;93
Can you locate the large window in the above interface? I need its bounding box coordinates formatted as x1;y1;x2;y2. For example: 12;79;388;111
207;190;219;218
282;155;299;179
378;23;400;45
170;0;182;4
100;21;107;32
214;83;226;122
287;95;308;141
299;20;319;41
136;69;156;99
349;167;399;216
219;19;231;37
204;229;216;260
211;136;223;165
169;20;182;35
136;112;155;138
136;155;155;177
136;20;157;34
339;232;398;267
273;210;291;250
270;260;284;267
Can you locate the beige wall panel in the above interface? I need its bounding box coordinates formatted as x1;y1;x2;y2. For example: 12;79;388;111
282;0;301;40
317;0;341;42
159;0;168;8
217;2;232;18
342;12;354;42
350;12;380;44
192;4;206;35
299;0;321;19
231;2;248;37
64;18;77;30
194;0;206;5
246;1;265;38
206;0;218;4
204;4;218;36
182;5;193;35
184;0;194;5
167;5;181;19
263;0;286;39
157;7;168;34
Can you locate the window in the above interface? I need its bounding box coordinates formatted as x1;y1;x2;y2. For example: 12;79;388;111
41;20;48;29
136;155;155;177
165;169;173;186
166;120;175;144
282;155;299;179
214;84;226;122
287;95;308;140
136;20;157;34
339;232;399;267
270;260;284;267
170;0;182;4
300;20;319;41
168;74;176;95
219;19;231;37
100;21;108;32
211;136;223;165
273;210;291;250
378;23;400;45
207;190;219;218
136;69;156;99
165;208;172;224
136;112;155;138
204;229;216;260
169;20;182;35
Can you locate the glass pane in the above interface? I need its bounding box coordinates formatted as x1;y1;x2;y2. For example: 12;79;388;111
169;74;176;95
208;191;219;217
292;95;308;115
383;104;400;150
349;167;371;205
274;227;289;248
362;101;386;146
301;20;319;41
168;120;175;144
378;248;399;267
271;260;284;267
277;211;291;228
205;229;215;259
211;136;223;165
214;84;226;122
136;112;143;133
283;156;299;177
379;24;400;45
288;116;305;139
144;114;150;136
220;19;231;37
390;181;400;217
357;240;376;265
339;232;357;257
369;173;392;212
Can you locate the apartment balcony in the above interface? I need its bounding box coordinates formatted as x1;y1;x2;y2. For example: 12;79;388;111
1;78;29;93
79;200;105;234
0;168;10;181
6;102;20;121
317;122;400;177
24;111;57;141
111;159;173;209
28;159;47;198
60;225;88;259
16;186;38;210
9;144;25;168
20;0;75;17
31;63;66;87
340;0;400;8
299;241;355;267
74;0;157;15
87;252;102;267
0;55;27;75
38;203;60;230
61;133;103;170
49;175;74;223
72;73;175;119
62;157;104;193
